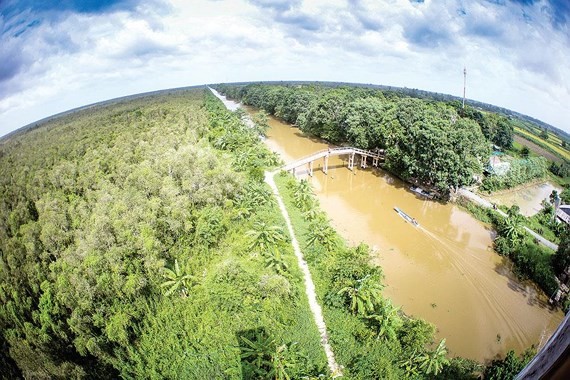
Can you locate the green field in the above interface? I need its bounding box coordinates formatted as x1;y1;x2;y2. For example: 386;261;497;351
515;127;570;161
514;127;570;161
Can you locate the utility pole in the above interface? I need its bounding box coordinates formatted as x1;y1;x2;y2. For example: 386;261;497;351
462;66;467;109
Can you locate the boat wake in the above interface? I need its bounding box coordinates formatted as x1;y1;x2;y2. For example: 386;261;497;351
417;226;532;349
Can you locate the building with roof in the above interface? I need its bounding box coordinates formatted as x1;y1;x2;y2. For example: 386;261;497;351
556;205;570;225
486;155;511;176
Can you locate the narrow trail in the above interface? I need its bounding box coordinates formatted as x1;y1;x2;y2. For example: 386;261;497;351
210;86;342;376
264;171;342;377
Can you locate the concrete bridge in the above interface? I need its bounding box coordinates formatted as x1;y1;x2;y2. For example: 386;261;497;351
283;147;384;176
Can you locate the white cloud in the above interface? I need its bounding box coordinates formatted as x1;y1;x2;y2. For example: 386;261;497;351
0;0;568;137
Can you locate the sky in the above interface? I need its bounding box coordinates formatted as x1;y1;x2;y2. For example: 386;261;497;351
0;0;569;137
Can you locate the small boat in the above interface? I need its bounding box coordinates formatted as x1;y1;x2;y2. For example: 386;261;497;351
410;186;435;199
394;207;420;227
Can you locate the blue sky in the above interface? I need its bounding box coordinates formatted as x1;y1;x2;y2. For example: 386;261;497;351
0;0;568;136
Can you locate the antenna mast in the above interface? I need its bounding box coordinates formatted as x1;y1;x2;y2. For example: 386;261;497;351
462;66;467;109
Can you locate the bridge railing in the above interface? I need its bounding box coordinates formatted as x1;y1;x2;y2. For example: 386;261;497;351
281;146;385;171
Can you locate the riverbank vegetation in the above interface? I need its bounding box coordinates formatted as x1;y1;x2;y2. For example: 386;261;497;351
1;84;556;378
457;198;559;296
480;156;548;192
218;83;570;194
0;89;329;378
217;83;494;196
275;173;482;379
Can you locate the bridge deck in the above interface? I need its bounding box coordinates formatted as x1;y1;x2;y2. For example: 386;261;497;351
282;147;384;171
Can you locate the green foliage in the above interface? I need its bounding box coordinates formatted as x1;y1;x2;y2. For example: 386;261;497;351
561;187;570;204
434;357;482;380
246;221;287;252
0;89;326;377
252;110;270;137
160;259;196;297
481;157;548;191
338;274;384;316
398;318;436;354
219;83;491;195
417;339;450;376
549;161;570;178
483;349;534;380
553;229;570;277
485;206;559;295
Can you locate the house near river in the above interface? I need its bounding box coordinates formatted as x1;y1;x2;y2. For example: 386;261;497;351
556;205;570;225
486;155;511;176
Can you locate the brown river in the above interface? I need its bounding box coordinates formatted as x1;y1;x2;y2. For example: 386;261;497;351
212;90;563;362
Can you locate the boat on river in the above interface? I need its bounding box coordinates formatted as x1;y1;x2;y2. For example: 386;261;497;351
394;207;419;226
410;186;435;199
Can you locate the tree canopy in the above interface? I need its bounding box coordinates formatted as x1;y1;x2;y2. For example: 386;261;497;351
218;83;492;195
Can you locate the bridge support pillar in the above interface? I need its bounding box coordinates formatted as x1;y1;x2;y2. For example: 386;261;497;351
360;155;367;169
323;155;328;175
348;153;355;171
308;161;313;177
373;156;379;167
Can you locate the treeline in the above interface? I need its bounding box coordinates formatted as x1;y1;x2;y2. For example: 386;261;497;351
0;89;328;378
216;83;517;195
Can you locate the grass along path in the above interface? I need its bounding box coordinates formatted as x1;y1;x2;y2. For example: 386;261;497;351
264;170;342;377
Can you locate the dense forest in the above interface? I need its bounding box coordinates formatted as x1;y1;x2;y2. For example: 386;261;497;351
0;87;542;379
216;83;523;195
0;90;328;378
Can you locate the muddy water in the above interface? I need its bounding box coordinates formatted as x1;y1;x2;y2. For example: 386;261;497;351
209;89;563;361
484;182;562;217
255;108;563;362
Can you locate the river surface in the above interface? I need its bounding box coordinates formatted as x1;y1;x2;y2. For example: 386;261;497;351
211;89;563;362
484;182;562;217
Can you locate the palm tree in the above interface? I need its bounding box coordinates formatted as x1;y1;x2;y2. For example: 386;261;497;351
302;202;322;222
418;339;450;376
264;247;289;274
501;216;524;244
366;300;402;341
338;275;384;315
252;110;270;137
235;183;274;219
240;332;275;377
293;179;314;211
306;222;337;251
268;343;298;380
160;259;196;297
246;221;286;252
399;350;421;379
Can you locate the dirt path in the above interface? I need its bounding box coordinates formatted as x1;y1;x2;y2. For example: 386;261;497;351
210;87;342;376
265;171;342;377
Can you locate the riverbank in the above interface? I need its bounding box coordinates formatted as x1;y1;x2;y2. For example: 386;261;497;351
478;178;551;197
264;171;342;376
272;172;481;378
211;86;564;363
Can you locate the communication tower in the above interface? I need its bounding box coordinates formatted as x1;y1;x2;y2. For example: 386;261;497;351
463;66;467;109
